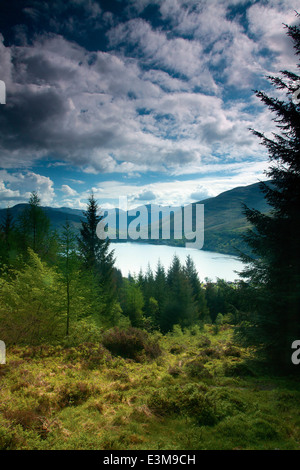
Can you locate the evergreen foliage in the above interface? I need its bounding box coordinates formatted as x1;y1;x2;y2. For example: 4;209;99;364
16;192;58;264
77;194;117;323
0;249;65;344
236;16;300;373
0;207;17;266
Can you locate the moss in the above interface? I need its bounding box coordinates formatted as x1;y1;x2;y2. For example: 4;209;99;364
0;327;299;450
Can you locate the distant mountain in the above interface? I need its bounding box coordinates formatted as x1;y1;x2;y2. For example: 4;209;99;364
0;203;86;232
0;181;271;256
197;181;271;255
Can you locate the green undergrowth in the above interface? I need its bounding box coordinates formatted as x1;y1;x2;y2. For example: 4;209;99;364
0;325;300;450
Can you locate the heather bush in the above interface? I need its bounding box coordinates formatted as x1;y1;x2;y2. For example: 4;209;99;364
101;327;162;361
147;383;216;425
184;357;212;379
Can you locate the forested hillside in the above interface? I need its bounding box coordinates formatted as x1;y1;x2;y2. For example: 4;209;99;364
0;181;271;256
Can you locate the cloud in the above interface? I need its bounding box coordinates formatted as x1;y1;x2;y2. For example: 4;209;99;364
247;2;300;71
0;170;55;207
190;186;211;202
61;184;78;196
108;18;218;92
84;158;269;209
0;180;21;202
0;0;296;180
135;190;156;201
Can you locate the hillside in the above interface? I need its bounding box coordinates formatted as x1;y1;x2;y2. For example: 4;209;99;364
198;181;271;255
0;181;271;256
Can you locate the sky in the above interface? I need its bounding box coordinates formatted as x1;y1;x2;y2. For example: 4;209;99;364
0;0;299;210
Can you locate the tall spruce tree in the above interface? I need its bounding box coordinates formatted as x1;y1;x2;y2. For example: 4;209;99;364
16;192;58;264
78;194;116;317
59;219;78;336
160;255;198;332
122;278;145;328
236;16;300;373
78;194;115;276
59;218;99;335
0;207;17;267
153;260;167;328
184;255;209;324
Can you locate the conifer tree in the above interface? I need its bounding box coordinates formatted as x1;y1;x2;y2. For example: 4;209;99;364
59;219;98;334
154;259;167;306
16;192;58;263
59;219;78;336
122;278;145;328
0;249;65;345
78;194;115;276
0;207;17;267
160;255;198;332
236;16;300;372
140;264;156;319
184;255;209;323
77;194;116;319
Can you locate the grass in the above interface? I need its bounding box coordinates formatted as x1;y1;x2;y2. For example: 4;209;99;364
0;325;300;450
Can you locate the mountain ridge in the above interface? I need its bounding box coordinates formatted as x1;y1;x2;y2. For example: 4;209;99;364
0;181;271;256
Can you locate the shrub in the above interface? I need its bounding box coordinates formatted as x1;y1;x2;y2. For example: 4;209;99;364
147;383;216;425
184;358;212;379
18;345;61;359
171;325;183;337
64;342;110;369
199;347;222;360
224;361;255;377
57;381;94;407
197;336;211;348
213;313;224;335
188;325;202;336
2;408;42;431
102;327;162;361
223;344;242;357
206;388;248;421
0;419;15;450
63;319;103;347
215;415;278;443
168;365;183;377
169;344;185;354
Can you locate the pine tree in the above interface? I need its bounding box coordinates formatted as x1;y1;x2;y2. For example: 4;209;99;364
184;255;209;323
122;278;145;328
16;192;58;263
152;260;167;328
160;255;198;332
78;194;115;276
0;207;17;267
140;264;156;319
204;281;224;323
59;219;78;336
236;16;300;373
77;194;116;319
58;219;99;334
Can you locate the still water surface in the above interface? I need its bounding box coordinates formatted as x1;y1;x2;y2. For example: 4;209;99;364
111;242;244;282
